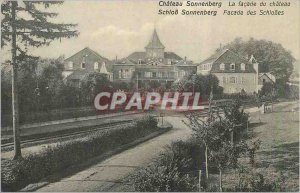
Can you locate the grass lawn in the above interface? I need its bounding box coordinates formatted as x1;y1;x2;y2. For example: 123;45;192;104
222;102;299;191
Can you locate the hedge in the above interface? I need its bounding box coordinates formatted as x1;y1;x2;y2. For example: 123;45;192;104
1;116;158;191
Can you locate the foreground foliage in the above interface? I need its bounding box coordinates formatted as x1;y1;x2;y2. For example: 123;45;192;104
131;140;202;192
1;116;158;191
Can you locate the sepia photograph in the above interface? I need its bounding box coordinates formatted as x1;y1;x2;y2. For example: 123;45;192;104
1;0;299;192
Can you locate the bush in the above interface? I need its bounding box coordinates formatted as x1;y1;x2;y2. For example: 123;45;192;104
229;168;286;192
1;116;158;191
131;140;204;192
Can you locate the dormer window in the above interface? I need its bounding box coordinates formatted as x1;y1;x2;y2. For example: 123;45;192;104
220;63;225;70
230;63;235;70
241;63;245;71
138;59;142;64
81;62;86;69
94;62;99;70
68;61;73;70
167;59;172;65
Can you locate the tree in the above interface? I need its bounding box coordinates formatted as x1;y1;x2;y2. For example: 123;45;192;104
1;1;78;159
172;73;223;97
219;38;295;82
80;72;112;104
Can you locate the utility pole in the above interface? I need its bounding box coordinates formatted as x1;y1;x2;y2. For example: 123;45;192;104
11;1;22;159
136;73;139;91
205;85;213;180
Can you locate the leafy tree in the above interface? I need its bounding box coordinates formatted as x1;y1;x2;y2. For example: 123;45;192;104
112;81;134;91
219;38;295;82
38;64;65;110
184;100;250;191
1;1;78;159
222;99;249;135
80;72;112;104
173;73;223;96
259;82;276;98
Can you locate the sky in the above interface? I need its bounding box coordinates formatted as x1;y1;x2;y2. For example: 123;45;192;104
1;0;299;63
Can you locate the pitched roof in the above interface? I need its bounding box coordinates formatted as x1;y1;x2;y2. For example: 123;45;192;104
164;52;182;61
65;47;109;62
175;60;195;66
200;49;257;73
114;57;136;65
259;73;276;82
145;29;165;49
127;52;146;62
199;49;228;65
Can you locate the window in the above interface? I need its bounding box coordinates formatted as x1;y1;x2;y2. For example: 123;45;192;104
138;59;142;64
220;63;225;70
242;77;246;84
145;72;152;78
179;71;186;78
167;59;172;65
157;72;163;78
68;62;73;69
230;63;235;70
94;62;99;70
241;63;245;71
122;69;128;78
152;72;156;78
229;77;237;84
81;62;86;69
119;70;122;78
223;76;227;84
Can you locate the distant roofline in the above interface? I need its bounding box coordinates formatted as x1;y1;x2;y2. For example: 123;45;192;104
64;47;110;62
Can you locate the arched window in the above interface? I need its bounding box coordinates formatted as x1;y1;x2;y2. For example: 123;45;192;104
220;63;225;70
68;61;73;69
94;62;99;70
241;63;245;71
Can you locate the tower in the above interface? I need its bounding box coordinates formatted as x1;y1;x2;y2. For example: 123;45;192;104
145;29;165;59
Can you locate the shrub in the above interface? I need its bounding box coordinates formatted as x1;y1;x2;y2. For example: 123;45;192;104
1;116;158;191
131;140;204;192
230;168;287;192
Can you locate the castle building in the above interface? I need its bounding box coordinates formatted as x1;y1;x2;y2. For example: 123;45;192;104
63;29;197;87
113;29;197;85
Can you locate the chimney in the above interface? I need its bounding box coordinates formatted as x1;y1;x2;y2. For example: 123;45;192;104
115;56;118;62
184;56;187;61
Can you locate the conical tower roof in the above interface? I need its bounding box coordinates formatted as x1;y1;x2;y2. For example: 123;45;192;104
145;29;165;49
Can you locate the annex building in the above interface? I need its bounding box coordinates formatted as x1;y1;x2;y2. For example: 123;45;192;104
197;49;274;94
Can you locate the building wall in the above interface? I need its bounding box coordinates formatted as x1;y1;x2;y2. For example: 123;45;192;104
214;73;257;94
197;63;213;75
135;66;175;82
112;64;135;82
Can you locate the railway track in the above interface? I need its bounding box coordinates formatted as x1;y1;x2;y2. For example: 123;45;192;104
1;120;133;149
